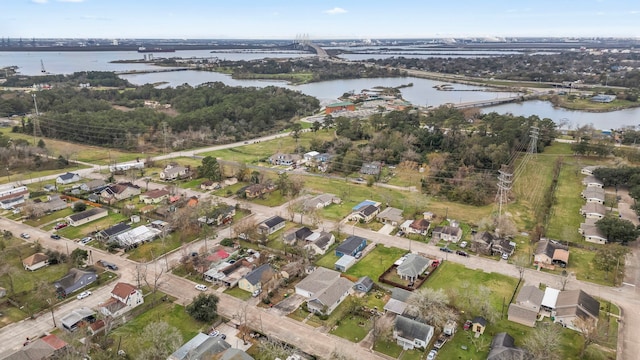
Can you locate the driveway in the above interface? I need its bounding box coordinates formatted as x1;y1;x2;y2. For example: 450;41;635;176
271;294;305;316
377;224;395;235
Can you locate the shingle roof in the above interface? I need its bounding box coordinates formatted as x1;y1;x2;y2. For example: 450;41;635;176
395;315;433;342
23;252;48;266
515;285;544;309
391;287;413;302
336;236;366;255
295;267;340;296
243;264;273;286
58;172;78;181
101;222;131;237
397;254;430;278
472;316;487;327
354;276;374;291
309;277;353;308
142;189;170;199
555;290;600;319
111;282;137;299
67;207;107;222
487;333;527;360
536;239;569;259
262;215;285;228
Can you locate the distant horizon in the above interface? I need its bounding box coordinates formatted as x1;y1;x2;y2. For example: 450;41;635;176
3;0;639;39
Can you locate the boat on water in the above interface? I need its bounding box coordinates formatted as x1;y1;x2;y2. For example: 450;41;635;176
137;47;176;53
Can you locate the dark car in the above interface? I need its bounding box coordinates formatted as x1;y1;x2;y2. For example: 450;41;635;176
456;250;469;257
439;247;453;253
50;234;61;240
98;260;118;270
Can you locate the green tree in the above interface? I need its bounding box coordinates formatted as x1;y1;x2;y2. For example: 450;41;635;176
70;248;88;267
186;293;220;322
311;121;321;132
72;201;87;212
198;156;222;182
596;215;639;244
592;244;629;283
276;172;291;196
290;123;302;144
37;139;46;148
56;155;69;168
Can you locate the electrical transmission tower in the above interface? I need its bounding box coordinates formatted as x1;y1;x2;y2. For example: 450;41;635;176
495;165;513;218
31;93;42;145
528;126;539;154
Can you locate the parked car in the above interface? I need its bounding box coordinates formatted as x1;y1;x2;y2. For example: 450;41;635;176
220;334;226;340
209;330;220;337
434;335;448;349
252;289;262;297
456;250;469;257
501;253;509;260
355;251;363;259
459;241;468;248
397;230;405;237
463;320;472;330
80;237;92;244
54;222;68;230
50;234;61;240
195;284;208;291
439;247;453;253
98;260;118;270
76;291;92;300
427;349;438;360
20;233;30;239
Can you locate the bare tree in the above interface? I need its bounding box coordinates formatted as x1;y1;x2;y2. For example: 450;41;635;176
232;217;258;241
258;336;292;359
575;316;603;357
513;253;530;282
559;270;570;291
370;314;394;344
330;348;355;360
138;321;183;360
143;264;164;305
0;263;17;295
406;288;458;330
523;323;562;360
134;264;147;289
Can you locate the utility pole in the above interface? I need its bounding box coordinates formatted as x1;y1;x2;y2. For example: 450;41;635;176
31;93;40;146
528;126;539;154
495;165;513;219
162;122;168;158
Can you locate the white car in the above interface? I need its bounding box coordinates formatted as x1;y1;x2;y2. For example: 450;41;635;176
77;291;92;300
195;284;208;291
20;233;30;239
459;241;468;248
502;253;509;260
427;349;438;360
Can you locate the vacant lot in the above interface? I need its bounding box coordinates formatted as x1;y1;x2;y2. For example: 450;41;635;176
345;245;408;283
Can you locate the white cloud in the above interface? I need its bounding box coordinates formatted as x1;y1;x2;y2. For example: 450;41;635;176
630;10;640;14
323;7;347;15
57;0;86;2
32;0;49;4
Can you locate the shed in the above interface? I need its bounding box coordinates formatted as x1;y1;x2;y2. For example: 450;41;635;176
335;255;356;272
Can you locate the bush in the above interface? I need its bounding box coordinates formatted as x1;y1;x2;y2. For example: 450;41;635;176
220;238;234;247
72;201;87;212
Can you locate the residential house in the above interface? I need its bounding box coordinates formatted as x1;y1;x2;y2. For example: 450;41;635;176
60;307;96;331
187;196;198;207
43;184;56;192
335;236;367;257
579;218;598;235
508;285;544;327
100;282;144;317
581;166;600;176
200;180;219;191
352;199;380;212
376;207;404;226
114;225;161;249
384;287;412;315
534;239;570;268
583;226;607;244
100;182;141;204
302;193;341;211
269;153;301;166
582;175;604;188
36;195;67;213
198;205;236;226
431;225;463;243
0;185;29;209
487;333;528;360
304;231;335;255
354;276;374;293
4;334;68;360
313;153;333;171
95;222;131;243
360;161;382;175
471;231;496;255
245;183;276;199
554;290;600;331
203;260;253;288
335;255;356;272
160;163;189;181
80;179;106;192
393;315;434;350
307;277;353;315
224;177;238;186
304;151;320;162
580;202;606;219
257;215;286;235
139;189;170;204
109;161;144;173
295;267;341;298
54;269;97;297
472;316;487;335
350;204;380;223
492;239;515;257
582;186;605;204
397;254;431;282
408;218;431;236
238;264;274;294
23;252;49;271
541;287;561;312
283;226;314;245
56;172;80;185
219;348;254;360
168;332;231;360
65;207;108;227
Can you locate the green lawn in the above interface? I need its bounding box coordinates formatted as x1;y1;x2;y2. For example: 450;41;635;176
224;286;252;301
23;207;74;227
126;231;200;262
109;299;206;358
330;315;371;342
345;245;407;283
373;339;403;358
250;191;289;207
56;211;127;240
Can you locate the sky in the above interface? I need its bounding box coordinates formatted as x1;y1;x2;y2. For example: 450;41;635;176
1;0;639;39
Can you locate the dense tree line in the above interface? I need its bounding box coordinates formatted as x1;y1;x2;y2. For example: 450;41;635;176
369;51;640;87
9;81;319;149
2;71;130;88
593;166;640;213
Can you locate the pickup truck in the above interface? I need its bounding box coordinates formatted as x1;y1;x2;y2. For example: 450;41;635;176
433;335;448;349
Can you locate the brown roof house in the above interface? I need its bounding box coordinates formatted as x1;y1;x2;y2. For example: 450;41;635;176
99;282;144;317
4;334;68;360
471;231;496;256
507;285;544;327
580;202;606;220
23;252;49;271
534;239;569;268
100;182;141;204
554;290;600;332
139;189;170;204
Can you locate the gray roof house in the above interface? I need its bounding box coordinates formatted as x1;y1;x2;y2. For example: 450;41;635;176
354;276;374;293
582;175;604;188
394;315;434;350
376;207;404;226
580;202;606;219
581;186;605;204
397;254;431;282
431;225;463;243
307;277;353;315
507;285;544;327
54;269;97;297
283;226;314;245
303;193;341;211
360;161;382;175
487;332;528;360
257;215;286;235
80;179;107;192
60;307;96;331
295;267;340;298
238;264;274;293
36;195;67;213
554;290;600;331
168;332;231;360
65;207;108;227
335;235;367;257
384;287;412;314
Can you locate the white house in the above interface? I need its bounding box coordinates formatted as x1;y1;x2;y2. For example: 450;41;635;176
100;282;144;317
304;151;320;162
0;186;29;209
582;176;603;188
56;172;81;185
23;253;49;271
160;164;189;181
394;315;434;350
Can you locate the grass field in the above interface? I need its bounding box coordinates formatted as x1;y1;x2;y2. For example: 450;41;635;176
224;286;252;301
23;207;74;227
344;245;407;283
57;211;128;240
126;231;199;262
